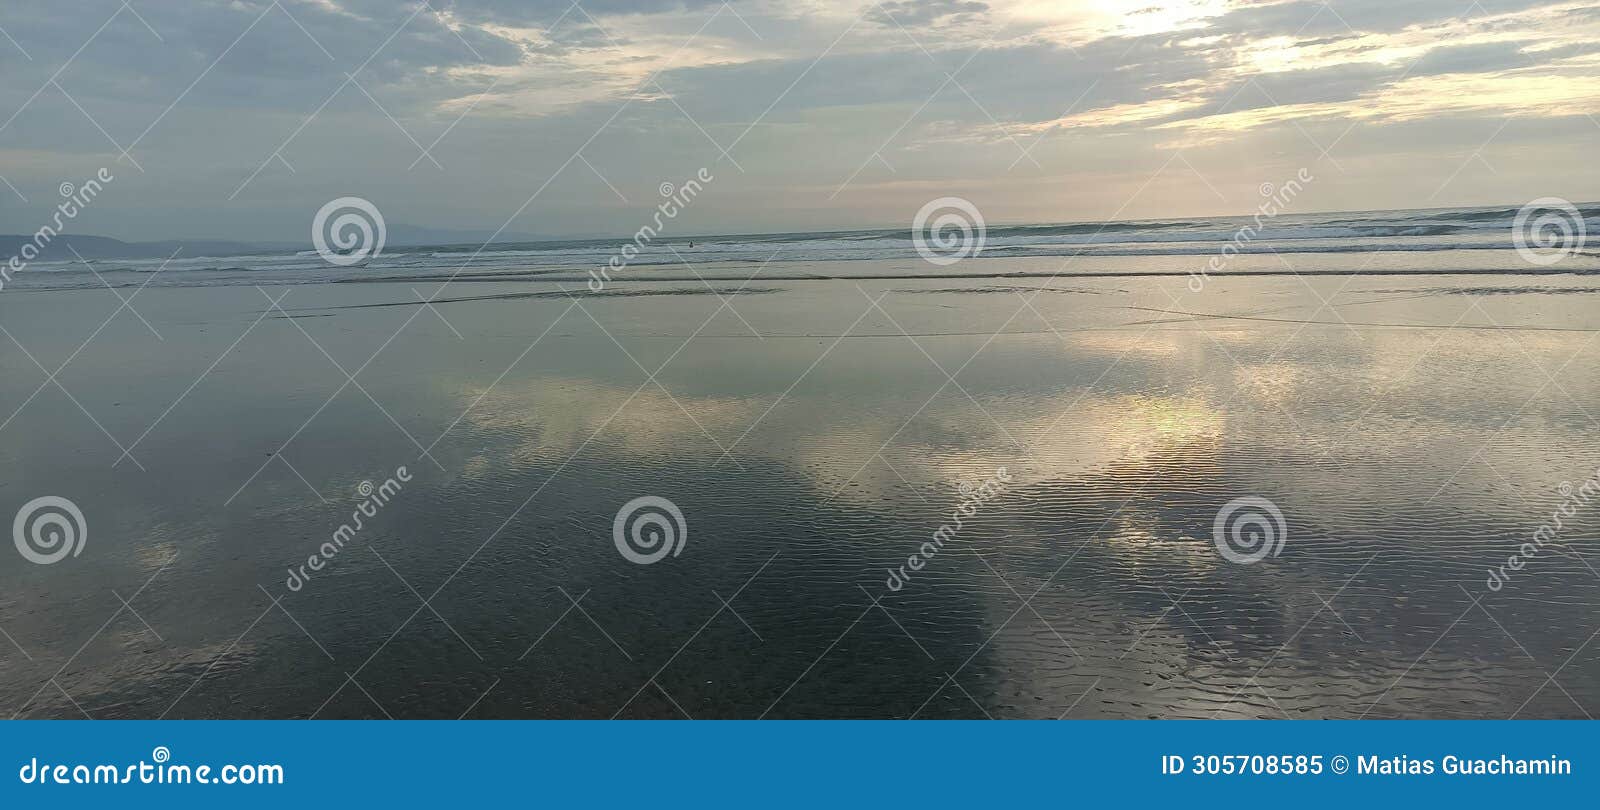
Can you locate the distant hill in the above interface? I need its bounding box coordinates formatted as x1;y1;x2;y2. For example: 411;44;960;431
0;224;547;261
0;234;279;261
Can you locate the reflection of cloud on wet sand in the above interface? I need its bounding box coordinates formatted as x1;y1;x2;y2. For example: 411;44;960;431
447;298;1600;550
454;377;766;472
837;393;1225;501
453;359;1227;510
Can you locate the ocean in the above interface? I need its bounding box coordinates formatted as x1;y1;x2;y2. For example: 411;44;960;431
10;203;1600;291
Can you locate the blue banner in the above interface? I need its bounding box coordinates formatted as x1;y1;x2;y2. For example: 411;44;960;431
2;721;1592;807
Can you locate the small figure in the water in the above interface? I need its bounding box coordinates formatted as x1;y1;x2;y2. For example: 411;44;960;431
688;242;695;248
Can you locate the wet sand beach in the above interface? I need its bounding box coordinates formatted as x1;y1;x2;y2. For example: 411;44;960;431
3;267;1599;718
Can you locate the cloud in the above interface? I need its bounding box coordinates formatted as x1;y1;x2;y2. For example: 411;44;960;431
0;0;1596;240
865;0;990;28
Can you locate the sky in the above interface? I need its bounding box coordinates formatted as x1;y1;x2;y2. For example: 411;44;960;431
0;0;1596;242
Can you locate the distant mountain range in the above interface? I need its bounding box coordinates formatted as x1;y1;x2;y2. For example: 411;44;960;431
0;224;546;261
0;234;275;261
